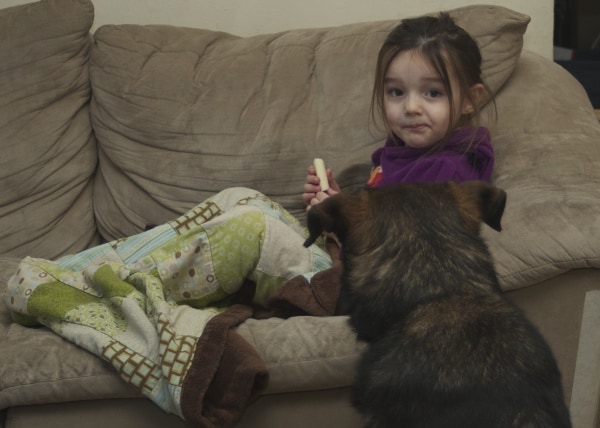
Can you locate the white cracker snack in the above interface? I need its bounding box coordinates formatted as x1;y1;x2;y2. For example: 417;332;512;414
313;158;329;192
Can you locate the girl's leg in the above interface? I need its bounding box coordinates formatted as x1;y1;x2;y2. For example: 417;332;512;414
51;187;328;309
55;188;266;272
152;201;331;308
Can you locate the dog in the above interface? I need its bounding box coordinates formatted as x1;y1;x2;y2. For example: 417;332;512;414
304;181;571;428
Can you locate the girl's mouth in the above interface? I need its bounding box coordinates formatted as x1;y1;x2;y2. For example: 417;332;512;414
405;124;428;131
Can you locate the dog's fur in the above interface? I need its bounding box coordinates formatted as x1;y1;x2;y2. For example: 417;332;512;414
304;182;571;428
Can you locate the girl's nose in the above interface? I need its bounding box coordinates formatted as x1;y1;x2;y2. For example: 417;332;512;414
405;94;421;115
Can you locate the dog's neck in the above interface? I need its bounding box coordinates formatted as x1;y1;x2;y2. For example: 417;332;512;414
339;233;501;342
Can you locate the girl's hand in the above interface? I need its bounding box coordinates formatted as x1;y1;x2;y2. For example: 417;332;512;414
302;165;340;210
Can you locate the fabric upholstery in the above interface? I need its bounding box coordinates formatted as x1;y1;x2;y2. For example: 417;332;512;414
1;0;600;423
569;291;600;427
0;253;365;408
89;5;530;239
0;0;100;259
482;53;600;289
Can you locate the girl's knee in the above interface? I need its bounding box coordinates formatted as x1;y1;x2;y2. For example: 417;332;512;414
209;187;265;209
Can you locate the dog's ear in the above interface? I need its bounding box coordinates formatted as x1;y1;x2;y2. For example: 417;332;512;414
303;193;354;247
454;181;507;232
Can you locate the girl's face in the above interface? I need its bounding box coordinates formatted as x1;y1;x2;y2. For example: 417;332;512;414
383;50;458;149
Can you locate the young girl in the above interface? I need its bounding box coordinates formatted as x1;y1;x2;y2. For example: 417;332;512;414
303;13;494;208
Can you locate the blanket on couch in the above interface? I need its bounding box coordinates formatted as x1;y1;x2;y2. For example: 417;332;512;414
3;188;341;427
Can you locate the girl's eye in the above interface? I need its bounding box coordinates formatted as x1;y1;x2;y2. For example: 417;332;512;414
426;89;443;98
387;88;403;97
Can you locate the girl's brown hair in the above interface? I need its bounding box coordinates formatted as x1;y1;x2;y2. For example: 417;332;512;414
371;13;493;140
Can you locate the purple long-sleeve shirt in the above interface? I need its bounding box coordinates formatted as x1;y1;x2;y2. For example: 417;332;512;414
367;127;494;187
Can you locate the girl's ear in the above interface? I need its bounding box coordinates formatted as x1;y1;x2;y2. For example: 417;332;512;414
461;83;485;115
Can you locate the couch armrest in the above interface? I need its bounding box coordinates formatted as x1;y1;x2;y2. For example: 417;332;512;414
570;290;600;428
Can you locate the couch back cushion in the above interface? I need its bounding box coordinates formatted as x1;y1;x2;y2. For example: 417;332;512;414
0;0;99;258
90;5;529;240
482;51;600;289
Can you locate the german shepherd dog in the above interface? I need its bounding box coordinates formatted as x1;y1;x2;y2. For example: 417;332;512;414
304;182;571;428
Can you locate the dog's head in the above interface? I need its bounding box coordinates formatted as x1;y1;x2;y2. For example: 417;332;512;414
304;181;506;248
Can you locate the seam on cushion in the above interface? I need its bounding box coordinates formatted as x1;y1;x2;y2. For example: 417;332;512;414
0;372;121;391
315;29;391;52
0;374;136;409
238;325;259;349
263;350;362;369
0;326;9;341
495;128;599;138
499;255;600;284
500;254;600;277
589;293;600;311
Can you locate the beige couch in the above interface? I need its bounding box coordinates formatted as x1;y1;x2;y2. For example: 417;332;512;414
1;0;600;427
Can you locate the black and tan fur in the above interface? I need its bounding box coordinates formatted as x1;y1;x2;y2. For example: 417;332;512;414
304;182;571;428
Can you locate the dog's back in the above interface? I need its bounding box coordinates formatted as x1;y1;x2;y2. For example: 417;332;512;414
354;293;571;427
304;182;571;428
